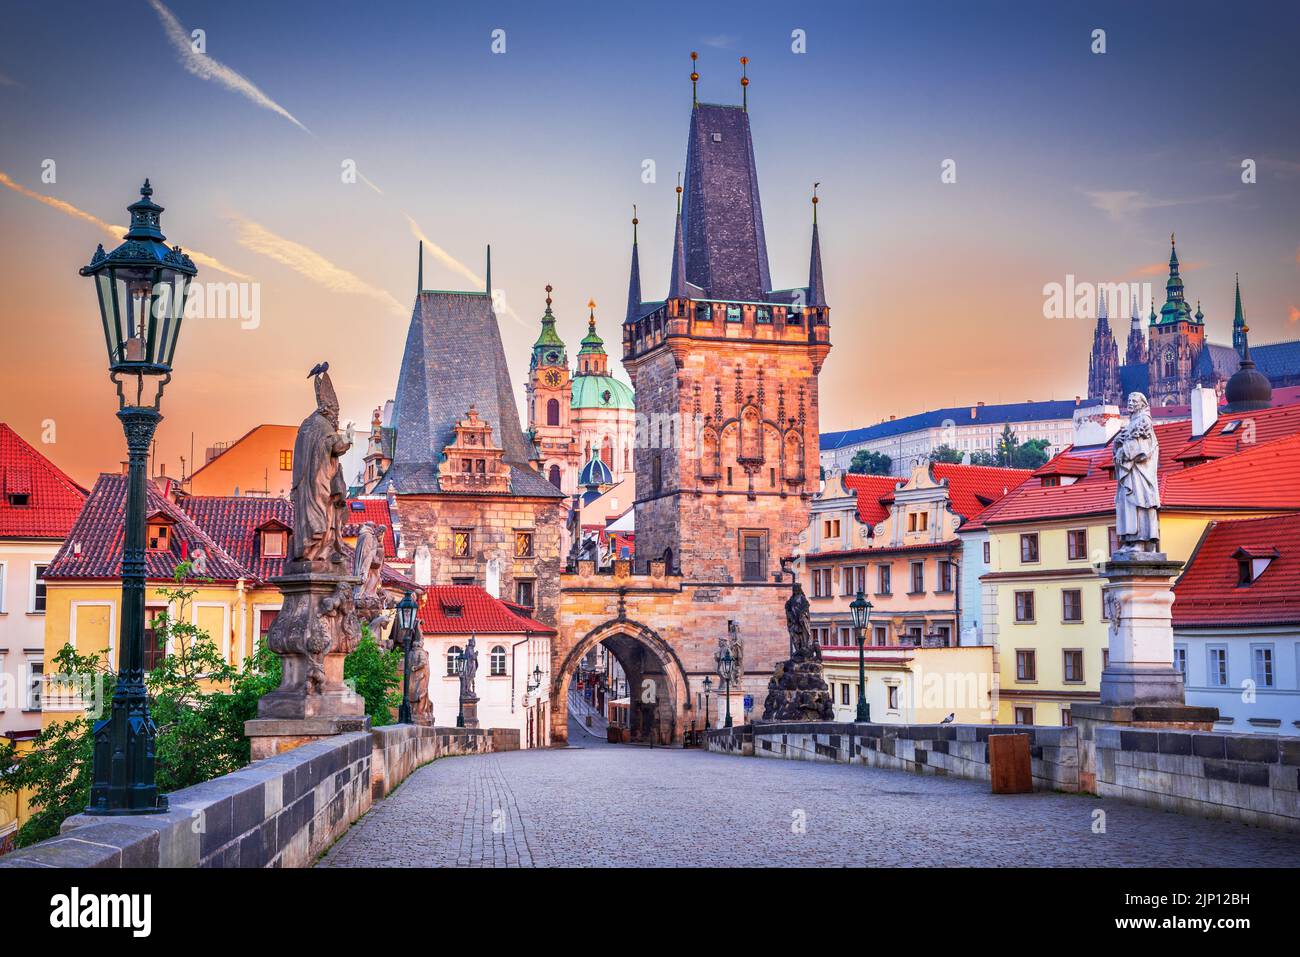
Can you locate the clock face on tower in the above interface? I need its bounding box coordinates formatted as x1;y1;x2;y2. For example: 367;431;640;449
544;369;562;387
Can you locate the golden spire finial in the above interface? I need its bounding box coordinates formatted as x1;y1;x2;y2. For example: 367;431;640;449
812;181;819;225
740;56;749;111
587;298;597;327
690;51;699;108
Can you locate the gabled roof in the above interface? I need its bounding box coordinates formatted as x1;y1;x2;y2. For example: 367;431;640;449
820;399;1083;450
1174;514;1300;627
417;585;555;636
841;473;900;526
47;475;247;583
343;497;395;558
180;495;294;583
382;291;561;498
0;424;87;540
928;464;1030;520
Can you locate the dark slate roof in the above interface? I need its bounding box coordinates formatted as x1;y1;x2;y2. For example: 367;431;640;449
1252;341;1300;381
682;104;772;302
1118;362;1149;397
1194;344;1241;382
381;292;561;498
820;399;1083;450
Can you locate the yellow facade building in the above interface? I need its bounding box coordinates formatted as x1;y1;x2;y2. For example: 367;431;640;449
188;424;298;498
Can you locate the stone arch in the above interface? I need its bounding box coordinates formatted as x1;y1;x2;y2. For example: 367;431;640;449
552;617;692;746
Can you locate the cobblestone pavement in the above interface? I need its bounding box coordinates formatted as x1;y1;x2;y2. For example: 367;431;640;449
319;719;1300;867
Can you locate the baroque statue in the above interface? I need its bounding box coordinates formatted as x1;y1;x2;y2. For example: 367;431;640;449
291;366;354;565
459;634;479;700
352;521;392;633
716;620;743;685
762;581;833;722
785;581;818;659
408;635;433;725
1113;392;1161;553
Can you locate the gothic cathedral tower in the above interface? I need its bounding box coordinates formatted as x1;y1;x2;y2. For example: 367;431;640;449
622;99;830;583
1147;235;1206;406
1086;289;1121;404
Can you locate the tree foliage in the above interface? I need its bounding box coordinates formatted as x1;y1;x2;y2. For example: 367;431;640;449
848;449;893;475
928;444;964;464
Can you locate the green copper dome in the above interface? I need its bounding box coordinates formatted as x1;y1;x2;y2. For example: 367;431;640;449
530;287;567;370
571;374;634;411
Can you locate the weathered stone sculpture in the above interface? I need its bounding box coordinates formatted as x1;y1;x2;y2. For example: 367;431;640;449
408;636;433;726
352;521;392;634
246;366;368;758
716;620;743;686
1113;392;1160;553
459;634;480;728
761;582;834;722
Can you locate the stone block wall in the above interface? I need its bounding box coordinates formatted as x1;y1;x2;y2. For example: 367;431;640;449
1095;727;1300;833
708;721;1078;792
0;724;499;868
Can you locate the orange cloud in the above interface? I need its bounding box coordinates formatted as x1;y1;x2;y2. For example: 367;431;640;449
1128;260;1206;278
1289;305;1300;324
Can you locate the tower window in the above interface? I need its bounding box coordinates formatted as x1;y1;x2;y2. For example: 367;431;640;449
546;398;560;427
740;530;768;582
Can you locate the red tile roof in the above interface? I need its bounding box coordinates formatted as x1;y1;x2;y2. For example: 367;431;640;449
929;464;1030;520
0;424;87;540
417;585;555;635
181;496;294;582
344;497;395;558
47;475;247;583
841;473;900;526
1174;514;1300;627
1032;455;1090;478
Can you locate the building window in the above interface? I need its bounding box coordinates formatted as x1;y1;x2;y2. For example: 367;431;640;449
1252;645;1275;688
907;511;929;533
259;608;279;641
147;522;171;552
1173;644;1187;675
515;530;534;558
812;626;831;646
873;625;887;646
515;579;535;609
740;530;767;582
812;567;834;598
909;561;924;594
447;645;464;676
726;304;742;322
823;518;841;540
144;606;168;671
1207;646;1228;687
452;529;472;558
876;565;891;595
841;565;866;596
31;563;48;613
840;683;850;706
652;452;663;494
887;685;899;710
1016;649;1036;681
1107;526;1118;556
279;450;293;471
1061;708;1073;727
1062;589;1083;622
261;529;287;558
1014;706;1034;726
26;659;43;710
983;541;991;564
546;398;560;427
548;464;562;488
1020;533;1039;563
1063;649;1084;683
937;561;954;593
1014;590;1035;623
1067;529;1088;561
490;645;507;677
756;306;771;324
0;560;6;612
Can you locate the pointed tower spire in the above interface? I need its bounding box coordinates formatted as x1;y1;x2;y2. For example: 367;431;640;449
625;205;642;323
1098;286;1109;322
1233;273;1247;354
806;183;826;308
1158;231;1190;324
530;283;567;371
578;298;608;375
668;174;688;299
485;244;492;298
417;240;424;294
690;51;699;109
740;56;749;111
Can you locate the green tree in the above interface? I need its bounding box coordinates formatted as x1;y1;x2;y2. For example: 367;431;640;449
848;449;893;475
1012;438;1051;470
343;626;403;724
995;424;1020;466
968;450;999;466
928;444;964;464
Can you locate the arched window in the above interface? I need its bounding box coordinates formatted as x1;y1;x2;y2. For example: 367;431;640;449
446;645;463;676
490;645;507;676
546;398;560;427
601;435;613;468
548;463;562;488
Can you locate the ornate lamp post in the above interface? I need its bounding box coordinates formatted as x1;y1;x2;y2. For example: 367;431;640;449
720;649;734;728
81;181;196;816
850;590;874;723
702;675;712;730
394;592;418;724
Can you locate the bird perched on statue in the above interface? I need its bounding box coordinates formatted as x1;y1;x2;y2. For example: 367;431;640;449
940;712;955;724
307;361;329;378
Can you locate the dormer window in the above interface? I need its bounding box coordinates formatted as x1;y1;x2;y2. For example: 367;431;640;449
1233;547;1278;585
262;529;287;558
6;493;29;507
147;522;171;552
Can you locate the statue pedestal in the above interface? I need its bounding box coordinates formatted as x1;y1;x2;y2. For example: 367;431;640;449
761;649;833;722
246;564;366;758
1071;550;1217;791
459;696;480;729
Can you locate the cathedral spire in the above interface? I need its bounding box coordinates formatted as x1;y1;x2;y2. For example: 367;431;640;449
740;56;749;112
530;284;567;371
1098;286;1109;322
690;51;699;109
806;183;826;308
485;244;492;298
417;240;423;294
625;205;642;323
1159;231;1191;324
668;174;688;299
1233;273;1247;354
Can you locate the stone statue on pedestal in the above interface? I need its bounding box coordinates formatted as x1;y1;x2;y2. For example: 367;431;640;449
716;620;744;686
408;635;432;726
459;635;479;700
352;522;392;634
291;369;354;565
1113;392;1160;553
761;582;834;722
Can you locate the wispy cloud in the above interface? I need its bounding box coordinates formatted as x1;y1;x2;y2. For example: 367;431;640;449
1129;259;1206;278
1084;189;1236;225
233;216;404;316
0;168;250;279
404;214;525;327
701;35;737;49
146;0;310;134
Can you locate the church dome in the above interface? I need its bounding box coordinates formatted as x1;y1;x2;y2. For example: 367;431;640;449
571;374;634;411
578;450;614;488
1224;326;1272;412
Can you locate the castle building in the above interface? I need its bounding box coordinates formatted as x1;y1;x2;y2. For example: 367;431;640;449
553;61;831;744
525;290;635;496
1088;237;1300;407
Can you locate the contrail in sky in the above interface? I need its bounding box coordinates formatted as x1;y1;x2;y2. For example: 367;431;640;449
0;169;250;279
146;0;311;134
404;214;525;327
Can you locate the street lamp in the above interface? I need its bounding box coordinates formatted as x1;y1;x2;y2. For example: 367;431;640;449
395;591;418;724
720;649;734;728
850;589;874;723
702;675;712;730
82;181;197;816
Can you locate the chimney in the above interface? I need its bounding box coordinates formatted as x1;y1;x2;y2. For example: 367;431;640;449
120;460;129;475
1190;384;1218;438
889;415;896;422
1072;403;1122;447
485;558;501;599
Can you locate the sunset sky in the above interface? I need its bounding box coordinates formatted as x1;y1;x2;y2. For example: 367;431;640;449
1;0;1298;486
